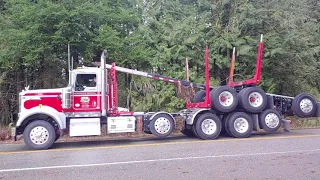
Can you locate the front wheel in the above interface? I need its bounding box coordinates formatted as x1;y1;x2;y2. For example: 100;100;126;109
23;120;56;150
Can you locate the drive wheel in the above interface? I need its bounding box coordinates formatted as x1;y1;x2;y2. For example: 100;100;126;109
194;113;221;140
225;112;253;138
149;113;175;138
23;120;56;150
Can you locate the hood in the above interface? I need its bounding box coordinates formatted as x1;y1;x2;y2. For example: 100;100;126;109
20;88;64;96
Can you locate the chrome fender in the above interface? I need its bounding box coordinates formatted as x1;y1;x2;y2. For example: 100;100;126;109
149;112;176;127
185;109;211;125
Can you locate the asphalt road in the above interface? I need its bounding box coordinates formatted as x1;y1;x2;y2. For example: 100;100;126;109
0;129;320;180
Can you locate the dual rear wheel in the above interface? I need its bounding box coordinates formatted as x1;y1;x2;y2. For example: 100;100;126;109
193;86;268;114
224;112;253;138
184;111;254;140
192;113;222;140
183;108;283;140
193;86;238;113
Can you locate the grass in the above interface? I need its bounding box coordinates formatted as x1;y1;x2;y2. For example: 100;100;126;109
0;125;11;141
1;116;319;143
285;116;320;129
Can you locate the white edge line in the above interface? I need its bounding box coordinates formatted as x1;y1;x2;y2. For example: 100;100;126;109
1;149;320;173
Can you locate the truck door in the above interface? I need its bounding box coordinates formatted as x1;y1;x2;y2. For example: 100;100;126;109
73;73;101;112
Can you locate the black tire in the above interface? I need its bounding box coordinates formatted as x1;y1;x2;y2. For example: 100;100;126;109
149;113;175;138
193;90;206;102
23;120;56;150
224;112;253;138
143;130;153;134
292;93;317;118
224;115;233;137
238;87;267;113
259;109;282;132
210;86;238;113
222;115;235;136
193;113;222;140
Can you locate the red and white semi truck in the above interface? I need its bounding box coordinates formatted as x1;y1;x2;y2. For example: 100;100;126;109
11;35;320;150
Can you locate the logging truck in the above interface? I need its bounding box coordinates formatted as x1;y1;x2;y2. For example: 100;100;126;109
11;35;320;150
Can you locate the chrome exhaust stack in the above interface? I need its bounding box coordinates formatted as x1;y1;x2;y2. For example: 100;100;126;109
100;49;108;116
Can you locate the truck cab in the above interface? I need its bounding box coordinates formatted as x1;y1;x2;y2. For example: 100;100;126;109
11;53;175;150
65;67;102;113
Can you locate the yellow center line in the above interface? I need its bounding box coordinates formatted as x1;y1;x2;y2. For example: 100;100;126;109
1;134;320;155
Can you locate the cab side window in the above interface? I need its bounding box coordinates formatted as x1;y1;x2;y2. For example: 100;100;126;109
75;74;97;91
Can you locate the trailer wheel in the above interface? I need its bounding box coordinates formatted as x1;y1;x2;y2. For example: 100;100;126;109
210;86;238;113
191;122;201;138
23;120;56;150
193;90;206;102
292;93;317;118
224;112;253;138
223;116;233;137
238;87;267;113
194;113;221;140
149;113;175;138
259;109;282;132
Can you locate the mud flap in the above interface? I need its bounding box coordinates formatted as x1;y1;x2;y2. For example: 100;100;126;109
9;123;17;141
281;119;291;132
314;102;320;117
251;114;260;132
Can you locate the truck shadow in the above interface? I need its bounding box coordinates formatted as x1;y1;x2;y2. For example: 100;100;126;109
50;131;288;149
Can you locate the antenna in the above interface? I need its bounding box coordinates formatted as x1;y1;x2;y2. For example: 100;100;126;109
71;56;74;83
71;55;73;71
68;43;71;85
185;57;189;81
68;43;70;70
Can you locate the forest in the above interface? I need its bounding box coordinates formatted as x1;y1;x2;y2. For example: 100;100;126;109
0;0;319;125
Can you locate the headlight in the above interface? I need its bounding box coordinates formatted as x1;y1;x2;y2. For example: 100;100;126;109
19;95;22;112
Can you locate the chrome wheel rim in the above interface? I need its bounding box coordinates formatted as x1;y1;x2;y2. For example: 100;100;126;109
201;119;217;135
248;92;263;107
30;126;50;145
265;113;280;128
234;118;249;133
154;117;171;134
219;91;234;107
299;98;313;113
